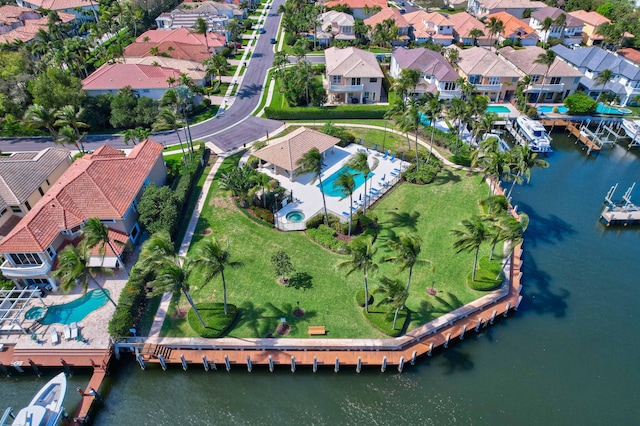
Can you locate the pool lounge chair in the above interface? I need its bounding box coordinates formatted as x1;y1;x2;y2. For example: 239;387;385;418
382;151;388;160
390;153;396;162
50;328;59;345
70;322;78;339
63;325;72;340
342;211;350;217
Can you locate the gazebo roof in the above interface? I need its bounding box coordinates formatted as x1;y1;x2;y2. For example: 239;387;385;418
254;127;340;172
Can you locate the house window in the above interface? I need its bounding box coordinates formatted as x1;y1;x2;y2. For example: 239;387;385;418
488;77;500;85
25;201;31;211
130;223;140;242
45;179;50;186
46;246;55;259
443;81;455;90
0;208;6;216
351;77;361;86
38;187;44;196
370;78;377;82
550;77;561;85
331;75;341;84
100;219;116;224
469;75;481;84
10;206;21;213
531;75;541;83
27;278;50;286
9;253;42;266
545;92;554;100
371;92;376;101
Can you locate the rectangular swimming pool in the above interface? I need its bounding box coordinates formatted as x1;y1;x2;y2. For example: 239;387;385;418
486;105;511;113
318;166;374;197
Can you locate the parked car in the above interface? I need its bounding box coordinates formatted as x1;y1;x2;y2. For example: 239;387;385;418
270;37;277;44
259;28;266;34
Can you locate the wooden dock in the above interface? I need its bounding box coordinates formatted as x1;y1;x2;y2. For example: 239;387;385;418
601;206;640;225
540;119;602;155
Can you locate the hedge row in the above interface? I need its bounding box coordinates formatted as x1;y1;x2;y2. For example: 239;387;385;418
306;225;348;254
264;105;388;120
173;144;207;215
107;265;153;337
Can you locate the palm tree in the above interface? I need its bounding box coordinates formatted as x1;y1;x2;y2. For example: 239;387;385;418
52;242;117;306
374;276;408;330
295;148;329;225
554;13;567;44
334;170;356;236
385;233;432;297
250;172;272;208
82;217;128;277
472;111;498;145
448;98;468;155
56;126;85;153
23;104;58;139
393;68;420;101
452;215;491;282
153;108;187;162
506;144;549;198
337;235;378;313
468;27;484;47
190;235;233;315
540;16;555;47
533;50;556;106
347;152;376;216
138;230;177;274
484;17;504;51
192;16;210;55
55;105;89;152
203;54;230;88
422;95;444;163
594;69;613;105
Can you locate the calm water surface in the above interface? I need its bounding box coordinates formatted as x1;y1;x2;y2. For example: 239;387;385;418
2;133;639;425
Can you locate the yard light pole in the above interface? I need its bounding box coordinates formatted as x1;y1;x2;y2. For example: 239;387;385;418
382;121;387;153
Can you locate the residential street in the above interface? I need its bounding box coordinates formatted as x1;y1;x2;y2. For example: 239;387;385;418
0;0;285;153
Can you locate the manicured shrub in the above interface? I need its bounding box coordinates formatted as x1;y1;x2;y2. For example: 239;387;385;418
187;303;238;338
307;225;348;253
355;289;374;307
246;155;259;169
249;206;274;223
108;265;153;337
364;309;408;337
305;213;325;229
264;105;388;120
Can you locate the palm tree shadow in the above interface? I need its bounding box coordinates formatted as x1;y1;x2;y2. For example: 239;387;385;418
517;201;576;247
383;210;420;232
431;169;462;186
288;271;313;290
237;83;263;99
520;253;569;318
230;301;269;337
438;348;474;374
432;291;464;311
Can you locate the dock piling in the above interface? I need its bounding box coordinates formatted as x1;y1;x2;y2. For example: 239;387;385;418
410;350;417;365
381;356;387;372
291;356;296;373
490;309;497;324
444;333;451;348
136;353;145;370
180;355;188;371
202;356;209;371
268;356;274;372
246;356;252;372
515;295;523;310
60;359;72;377
460;325;467;340
427;342;434;356
504;302;511;317
398;356;405;373
0;362;10;377
312;356;317;373
28;359;41;377
334;357;339;373
158;355;167;371
356;357;362;373
224;355;230;371
475;318;482;332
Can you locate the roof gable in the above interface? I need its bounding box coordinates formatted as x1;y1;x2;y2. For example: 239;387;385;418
392;47;458;81
364;8;410;29
82;63;182;90
325;47;384;78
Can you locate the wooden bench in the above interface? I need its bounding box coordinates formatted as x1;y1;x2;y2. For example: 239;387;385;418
307;326;326;336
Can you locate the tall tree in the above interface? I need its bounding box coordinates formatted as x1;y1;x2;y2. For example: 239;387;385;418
452;215;491;282
82;217;128;277
485;17;504;51
153;108;187;162
594;68;613;105
190;235;233;315
337;235;379;313
385;233;432;297
295;148;329;225
448;97;468;155
52;242;117;306
347;152;376;216
374;276;408;330
55;105;88;152
533;49;556;106
193;16;211;55
334;170;356;236
540;16;555;47
468;27;484;46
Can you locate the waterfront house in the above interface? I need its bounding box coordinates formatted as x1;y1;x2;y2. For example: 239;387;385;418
467;0;546;19
0;141;166;290
364;8;411;45
324;0;390;20
155;1;245;32
567;10;634;47
454;46;521;102
498;46;583;103
15;0;97;21
618;48;640;67
125;27;226;58
316;11;355;46
324;46;384;104
444;0;468;11
0;6;75;45
390;47;461;100
529;7;583;46
404;11;454;46
485;12;539;46
551;45;640;106
447;11;491;47
118;57;207;85
0;148;72;240
82;64;183;101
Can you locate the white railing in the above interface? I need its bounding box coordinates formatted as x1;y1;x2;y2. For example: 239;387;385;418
475;83;502;91
527;83;565;92
0;260;52;278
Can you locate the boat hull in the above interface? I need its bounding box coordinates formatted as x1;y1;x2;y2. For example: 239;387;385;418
11;373;67;426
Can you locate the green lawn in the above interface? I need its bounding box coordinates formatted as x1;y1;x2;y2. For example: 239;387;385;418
159;153;497;338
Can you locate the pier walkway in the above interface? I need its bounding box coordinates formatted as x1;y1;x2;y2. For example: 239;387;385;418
540;119;603;155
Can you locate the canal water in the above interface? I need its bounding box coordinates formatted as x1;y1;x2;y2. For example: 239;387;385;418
2;133;639;425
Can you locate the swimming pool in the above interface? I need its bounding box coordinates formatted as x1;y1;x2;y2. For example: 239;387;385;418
596;103;632;115
486;105;511;113
318;166;374;197
29;289;111;325
538;105;568;114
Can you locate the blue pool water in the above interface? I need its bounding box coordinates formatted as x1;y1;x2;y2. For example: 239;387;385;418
486;105;511;113
538;105;568;114
36;289;111;325
595;103;632;115
318;166;373;197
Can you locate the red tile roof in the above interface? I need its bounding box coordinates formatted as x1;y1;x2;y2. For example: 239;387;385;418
124;41;212;62
364;8;410;29
82;63;182;91
0;11;75;44
618;48;640;66
134;27;225;48
486;11;536;39
325;0;389;10
0;140;164;253
20;0;92;10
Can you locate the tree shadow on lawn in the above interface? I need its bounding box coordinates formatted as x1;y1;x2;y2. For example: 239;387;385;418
381;210;420;233
231;301;317;338
288;271;313;290
409;292;464;326
431;169;462;186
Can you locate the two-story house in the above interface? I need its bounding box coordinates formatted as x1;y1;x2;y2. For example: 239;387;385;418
447;11;492;47
0;141;166;291
499;46;583;103
316;11;355;46
529;7;583;46
405;11;454;46
0;6;75;44
551;45;640;106
390;47;461;100
324;0;390;20
455;46;521;102
125;27;226;58
364;8;411;45
324;47;384;104
15;0;97;22
485;12;539;46
567;10;634;47
0;148;72;240
467;0;546;19
155;1;245;31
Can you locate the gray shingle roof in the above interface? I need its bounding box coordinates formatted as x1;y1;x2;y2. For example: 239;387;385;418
551;45;640;80
0;147;71;209
392;47;459;82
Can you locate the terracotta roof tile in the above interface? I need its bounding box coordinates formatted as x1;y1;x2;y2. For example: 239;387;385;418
486;12;537;40
364;8;410;29
82;63;182;91
325;0;389;10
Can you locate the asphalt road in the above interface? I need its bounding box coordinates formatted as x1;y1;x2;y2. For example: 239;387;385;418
0;0;286;153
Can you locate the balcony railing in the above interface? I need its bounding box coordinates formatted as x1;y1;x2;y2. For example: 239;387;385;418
526;83;565;92
439;89;462;99
1;260;52;278
328;84;364;92
475;83;502;91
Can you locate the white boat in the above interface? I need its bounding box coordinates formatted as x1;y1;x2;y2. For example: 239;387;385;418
621;119;640;138
516;116;552;153
9;373;67;426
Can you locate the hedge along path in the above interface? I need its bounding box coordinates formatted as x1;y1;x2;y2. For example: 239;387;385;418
148;145;227;337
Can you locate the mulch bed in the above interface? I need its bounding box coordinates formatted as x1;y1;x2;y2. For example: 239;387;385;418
293;308;305;318
275;322;290;336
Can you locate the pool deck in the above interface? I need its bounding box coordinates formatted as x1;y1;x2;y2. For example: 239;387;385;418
255;143;410;228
